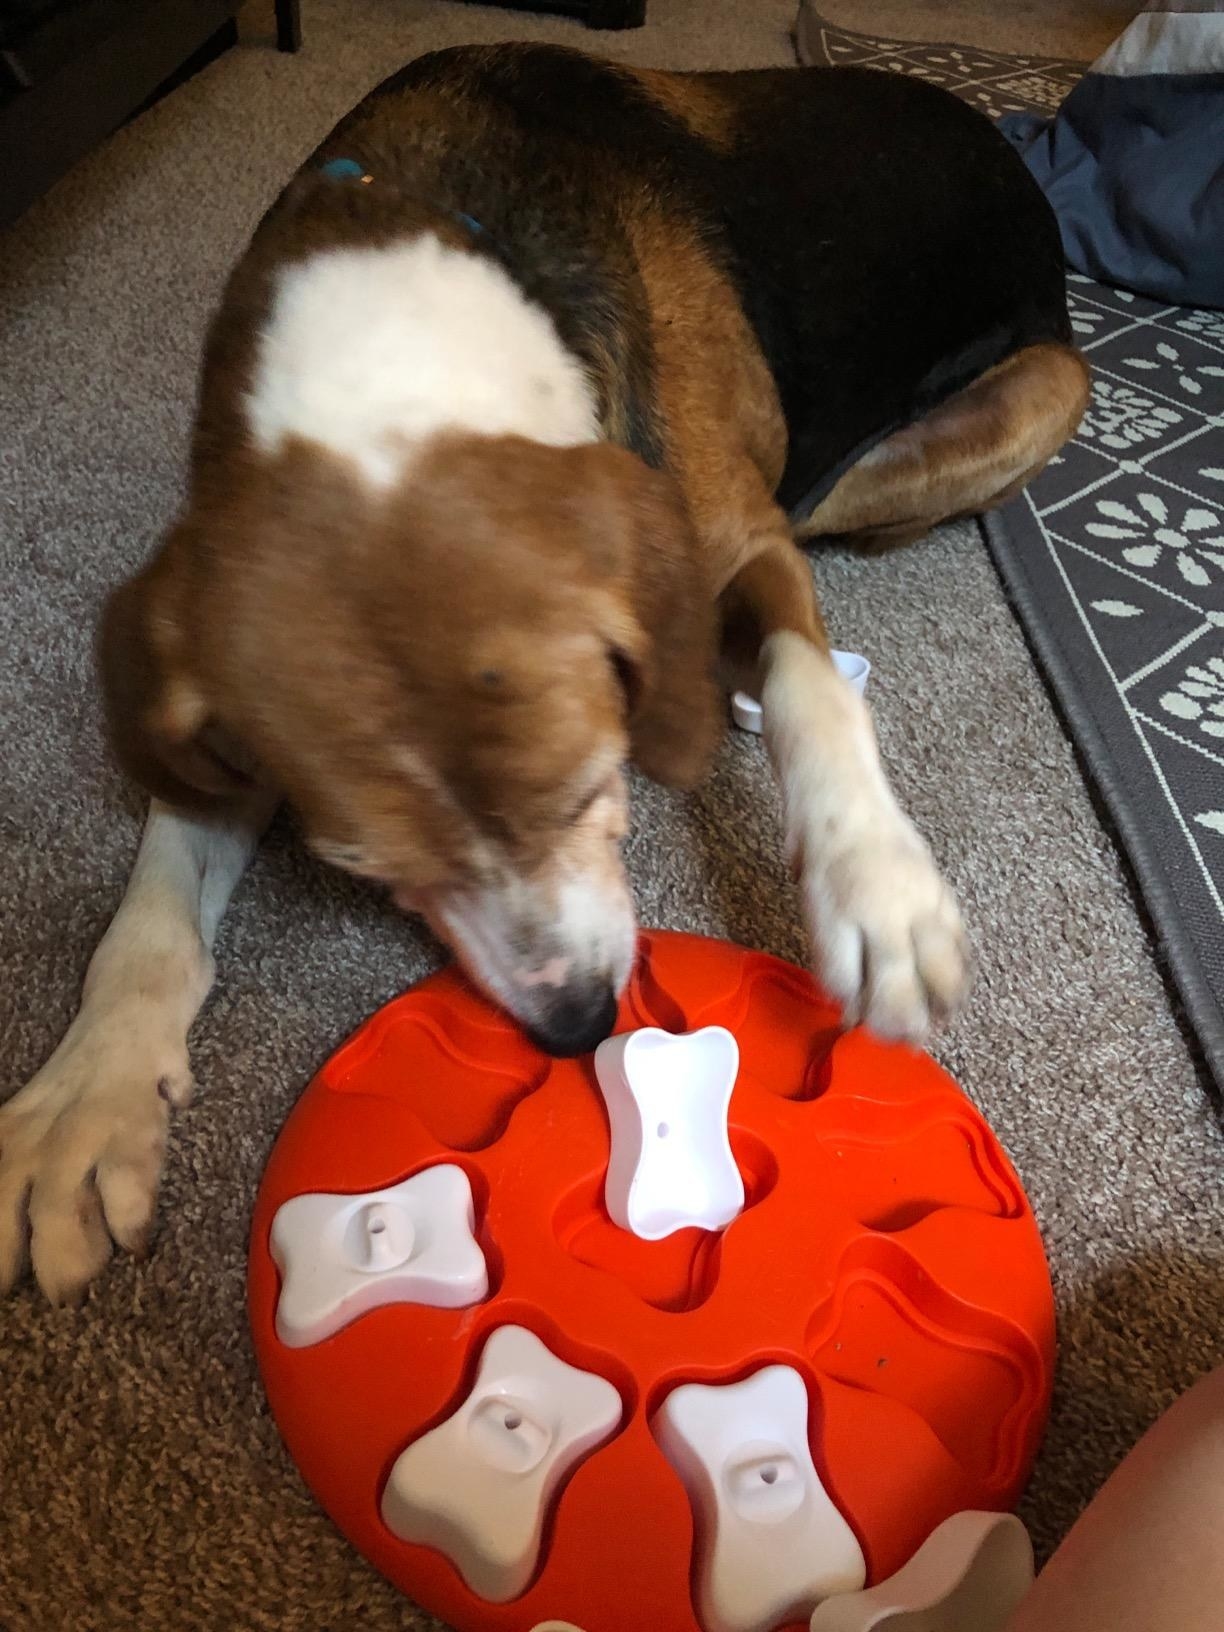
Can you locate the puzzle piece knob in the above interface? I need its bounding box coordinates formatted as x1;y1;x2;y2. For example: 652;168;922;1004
270;1164;488;1347
350;1201;416;1271
654;1365;866;1632
382;1325;622;1602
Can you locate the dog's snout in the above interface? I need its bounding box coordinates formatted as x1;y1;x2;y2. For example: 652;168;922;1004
527;984;619;1058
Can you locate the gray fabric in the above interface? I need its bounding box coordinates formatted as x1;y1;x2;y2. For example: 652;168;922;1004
1004;84;1224;305
1000;0;1224;311
1093;2;1224;75
2;4;1224;1629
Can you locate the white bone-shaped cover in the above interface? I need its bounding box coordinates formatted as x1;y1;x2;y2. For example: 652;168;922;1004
593;1026;744;1240
732;649;870;733
270;1163;488;1347
655;1365;866;1632
808;1511;1033;1632
382;1325;623;1602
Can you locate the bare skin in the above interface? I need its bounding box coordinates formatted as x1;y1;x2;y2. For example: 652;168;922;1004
1006;1365;1224;1632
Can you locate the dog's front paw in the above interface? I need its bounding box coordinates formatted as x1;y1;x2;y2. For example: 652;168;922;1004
800;810;968;1045
0;1003;191;1302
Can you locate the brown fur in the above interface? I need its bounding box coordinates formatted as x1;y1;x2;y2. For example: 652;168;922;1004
615;170;1089;688
619;198;834;700
99;54;1089;946
797;342;1092;549
623;204;790;591
627;68;738;149
101;435;719;890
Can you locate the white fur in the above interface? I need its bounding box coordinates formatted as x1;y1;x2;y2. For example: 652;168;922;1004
422;860;635;1020
246;236;601;488
416;769;635;1026
761;632;967;1042
552;869;637;995
0;800;269;1301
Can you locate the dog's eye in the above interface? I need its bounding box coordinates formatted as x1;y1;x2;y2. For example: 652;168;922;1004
610;649;641;715
561;774;614;828
480;811;518;847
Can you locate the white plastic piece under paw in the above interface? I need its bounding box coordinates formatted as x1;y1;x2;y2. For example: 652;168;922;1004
270;1163;488;1347
655;1365;866;1632
808;1510;1034;1632
382;1325;623;1602
732;649;870;734
593;1026;743;1241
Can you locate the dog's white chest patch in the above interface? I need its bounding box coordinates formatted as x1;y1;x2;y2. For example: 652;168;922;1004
246;236;600;487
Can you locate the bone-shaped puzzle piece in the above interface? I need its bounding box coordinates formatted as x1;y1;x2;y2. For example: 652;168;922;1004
594;1026;744;1240
732;649;870;734
381;1324;623;1602
270;1163;488;1347
808;1510;1033;1632
655;1365;866;1632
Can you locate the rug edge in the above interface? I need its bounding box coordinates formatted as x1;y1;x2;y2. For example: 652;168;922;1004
983;506;1224;1092
796;2;1102;67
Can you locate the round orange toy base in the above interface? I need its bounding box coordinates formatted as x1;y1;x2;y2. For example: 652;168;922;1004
248;931;1054;1632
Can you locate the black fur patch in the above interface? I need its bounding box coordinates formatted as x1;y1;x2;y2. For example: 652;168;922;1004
291;44;1070;508
697;66;1069;514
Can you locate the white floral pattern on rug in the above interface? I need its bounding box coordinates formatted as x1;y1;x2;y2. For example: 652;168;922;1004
1069;272;1135;305
1078;380;1183;451
991;71;1071;109
1069;304;1110;339
807;25;1082;121
1160;652;1224;740
1174;310;1224;347
1086;492;1224;588
1122;341;1224;399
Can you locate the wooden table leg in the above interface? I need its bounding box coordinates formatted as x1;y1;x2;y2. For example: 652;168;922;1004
275;0;302;52
587;0;646;26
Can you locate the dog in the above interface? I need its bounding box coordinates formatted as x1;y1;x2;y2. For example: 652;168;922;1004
0;44;1089;1301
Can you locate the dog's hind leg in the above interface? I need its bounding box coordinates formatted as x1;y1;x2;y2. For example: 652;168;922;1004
796;341;1090;551
0;794;272;1302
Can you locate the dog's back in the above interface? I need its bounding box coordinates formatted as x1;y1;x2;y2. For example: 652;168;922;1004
275;44;1069;517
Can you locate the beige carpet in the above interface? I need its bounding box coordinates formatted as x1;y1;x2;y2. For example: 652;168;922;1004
2;1;1223;1628
808;0;1135;60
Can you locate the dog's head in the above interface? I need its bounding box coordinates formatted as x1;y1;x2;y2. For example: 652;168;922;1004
101;435;720;1054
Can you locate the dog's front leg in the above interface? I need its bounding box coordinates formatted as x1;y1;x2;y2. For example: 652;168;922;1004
0;795;272;1301
722;539;968;1043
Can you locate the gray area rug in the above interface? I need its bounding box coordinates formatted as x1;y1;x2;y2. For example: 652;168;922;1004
2;4;1223;1629
802;16;1224;1086
796;13;1085;115
986;283;1224;1089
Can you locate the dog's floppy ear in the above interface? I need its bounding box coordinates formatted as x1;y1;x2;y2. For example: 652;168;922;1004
98;528;252;811
577;443;721;788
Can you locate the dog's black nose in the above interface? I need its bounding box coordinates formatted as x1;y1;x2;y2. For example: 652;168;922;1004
527;986;619;1058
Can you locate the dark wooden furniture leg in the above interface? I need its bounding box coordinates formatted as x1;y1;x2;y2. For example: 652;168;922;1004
0;0;241;231
275;0;302;52
451;0;644;27
586;0;645;25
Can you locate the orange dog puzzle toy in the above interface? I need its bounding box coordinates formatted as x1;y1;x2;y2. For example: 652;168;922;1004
248;930;1054;1632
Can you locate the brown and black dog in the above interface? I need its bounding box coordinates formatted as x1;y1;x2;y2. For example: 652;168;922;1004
0;45;1088;1300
